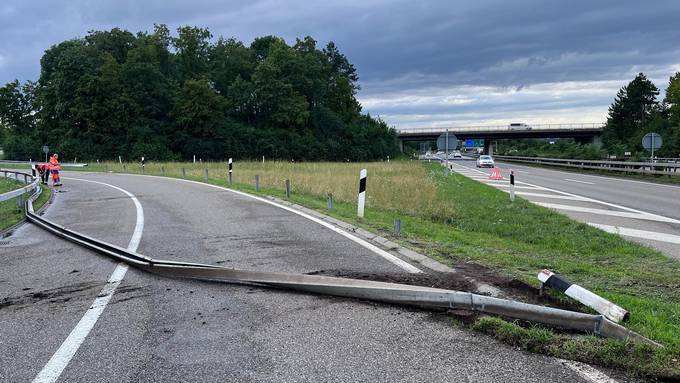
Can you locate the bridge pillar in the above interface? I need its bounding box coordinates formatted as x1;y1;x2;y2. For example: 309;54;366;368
483;140;494;156
398;139;404;153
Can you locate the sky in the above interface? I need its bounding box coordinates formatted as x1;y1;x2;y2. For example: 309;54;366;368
2;0;680;130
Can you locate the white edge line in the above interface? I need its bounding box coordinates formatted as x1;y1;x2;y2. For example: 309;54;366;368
32;178;144;383
559;359;619;383
97;173;422;274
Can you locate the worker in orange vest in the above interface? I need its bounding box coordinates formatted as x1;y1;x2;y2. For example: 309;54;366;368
49;153;62;186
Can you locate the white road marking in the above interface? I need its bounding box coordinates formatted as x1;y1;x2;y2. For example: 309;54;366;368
535;202;679;224
453;162;680;224
33;178;144;383
113;174;422;274
559;359;619;383
510;191;588;201
564;178;595;185
588;223;680;245
492;184;543;190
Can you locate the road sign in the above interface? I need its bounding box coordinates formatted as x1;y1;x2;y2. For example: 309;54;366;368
42;145;49;154
437;133;458;151
642;132;662;159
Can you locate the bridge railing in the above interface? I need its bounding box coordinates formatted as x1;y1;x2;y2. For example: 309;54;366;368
397;123;604;135
494;155;680;176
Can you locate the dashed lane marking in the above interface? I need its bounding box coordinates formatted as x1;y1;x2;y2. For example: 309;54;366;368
564;178;595;185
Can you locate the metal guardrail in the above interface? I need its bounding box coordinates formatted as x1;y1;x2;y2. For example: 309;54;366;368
21;180;659;346
0;159;88;168
0;170;40;203
494;156;680;176
398;123;605;135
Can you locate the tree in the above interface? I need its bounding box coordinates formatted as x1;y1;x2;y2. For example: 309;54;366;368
173;26;212;82
0;80;38;158
602;73;659;153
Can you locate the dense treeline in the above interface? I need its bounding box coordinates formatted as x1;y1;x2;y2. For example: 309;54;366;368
0;25;399;161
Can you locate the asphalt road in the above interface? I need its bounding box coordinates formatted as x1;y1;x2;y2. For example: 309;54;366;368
0;171;594;382
453;159;680;260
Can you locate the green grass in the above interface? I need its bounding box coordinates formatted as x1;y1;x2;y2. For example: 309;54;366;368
0;179;51;232
73;161;680;377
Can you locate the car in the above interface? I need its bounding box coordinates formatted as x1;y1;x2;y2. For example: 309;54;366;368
452;150;462;158
508;122;532;131
476;155;495;168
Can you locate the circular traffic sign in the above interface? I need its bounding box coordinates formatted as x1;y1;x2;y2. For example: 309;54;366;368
42;145;49;154
437;133;458;151
642;133;662;151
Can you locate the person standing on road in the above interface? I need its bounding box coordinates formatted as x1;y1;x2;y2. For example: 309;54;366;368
49;153;62;186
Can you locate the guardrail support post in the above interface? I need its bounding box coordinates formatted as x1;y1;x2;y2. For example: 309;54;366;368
327;193;333;209
182;168;186;178
255;175;260;192
161;166;165;177
394;218;401;236
285;179;291;198
204;169;208;182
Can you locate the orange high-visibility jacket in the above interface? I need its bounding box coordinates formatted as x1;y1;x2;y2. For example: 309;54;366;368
49;156;61;171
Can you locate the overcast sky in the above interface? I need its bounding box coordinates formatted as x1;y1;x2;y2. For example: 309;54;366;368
2;0;680;129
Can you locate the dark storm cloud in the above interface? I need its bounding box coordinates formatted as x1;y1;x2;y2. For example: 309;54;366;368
2;0;680;127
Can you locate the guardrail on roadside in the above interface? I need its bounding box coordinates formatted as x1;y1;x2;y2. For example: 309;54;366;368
0;169;41;204
0;159;88;168
494;155;680;176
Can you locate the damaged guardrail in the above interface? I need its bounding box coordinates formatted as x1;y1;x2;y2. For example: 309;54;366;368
23;181;661;348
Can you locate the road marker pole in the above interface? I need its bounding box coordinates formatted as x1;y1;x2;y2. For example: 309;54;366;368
510;170;515;202
118;155;122;164
538;269;629;323
357;169;367;218
141;157;145;174
193;155;196;164
228;158;233;186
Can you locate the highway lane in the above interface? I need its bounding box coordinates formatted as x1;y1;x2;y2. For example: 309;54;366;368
453;159;680;260
1;171;593;382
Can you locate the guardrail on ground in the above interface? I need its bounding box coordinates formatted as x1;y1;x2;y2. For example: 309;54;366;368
19;173;660;346
494;155;680;176
0;170;40;203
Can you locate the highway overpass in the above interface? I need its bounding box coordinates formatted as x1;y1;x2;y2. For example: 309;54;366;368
397;123;604;154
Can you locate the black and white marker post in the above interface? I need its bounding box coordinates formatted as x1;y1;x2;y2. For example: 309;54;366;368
141;156;145;174
357;168;367;218
228;158;233;186
510;170;515;202
538;269;629;323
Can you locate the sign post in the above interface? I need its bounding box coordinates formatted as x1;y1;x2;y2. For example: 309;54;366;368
42;145;49;162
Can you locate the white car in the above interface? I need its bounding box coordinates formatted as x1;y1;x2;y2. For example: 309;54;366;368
508;122;532;131
452;150;462;159
476;155;495;168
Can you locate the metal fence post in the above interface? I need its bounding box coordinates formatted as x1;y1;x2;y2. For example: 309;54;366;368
285;179;291;198
161;166;165;177
182;168;186;178
394;218;401;236
255;175;260;192
327;193;333;209
204;168;208;182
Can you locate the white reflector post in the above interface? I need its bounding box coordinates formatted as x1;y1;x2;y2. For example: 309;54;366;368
357;168;367;218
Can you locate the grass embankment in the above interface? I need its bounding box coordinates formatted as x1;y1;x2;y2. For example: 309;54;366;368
0;178;51;232
86;160;679;378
